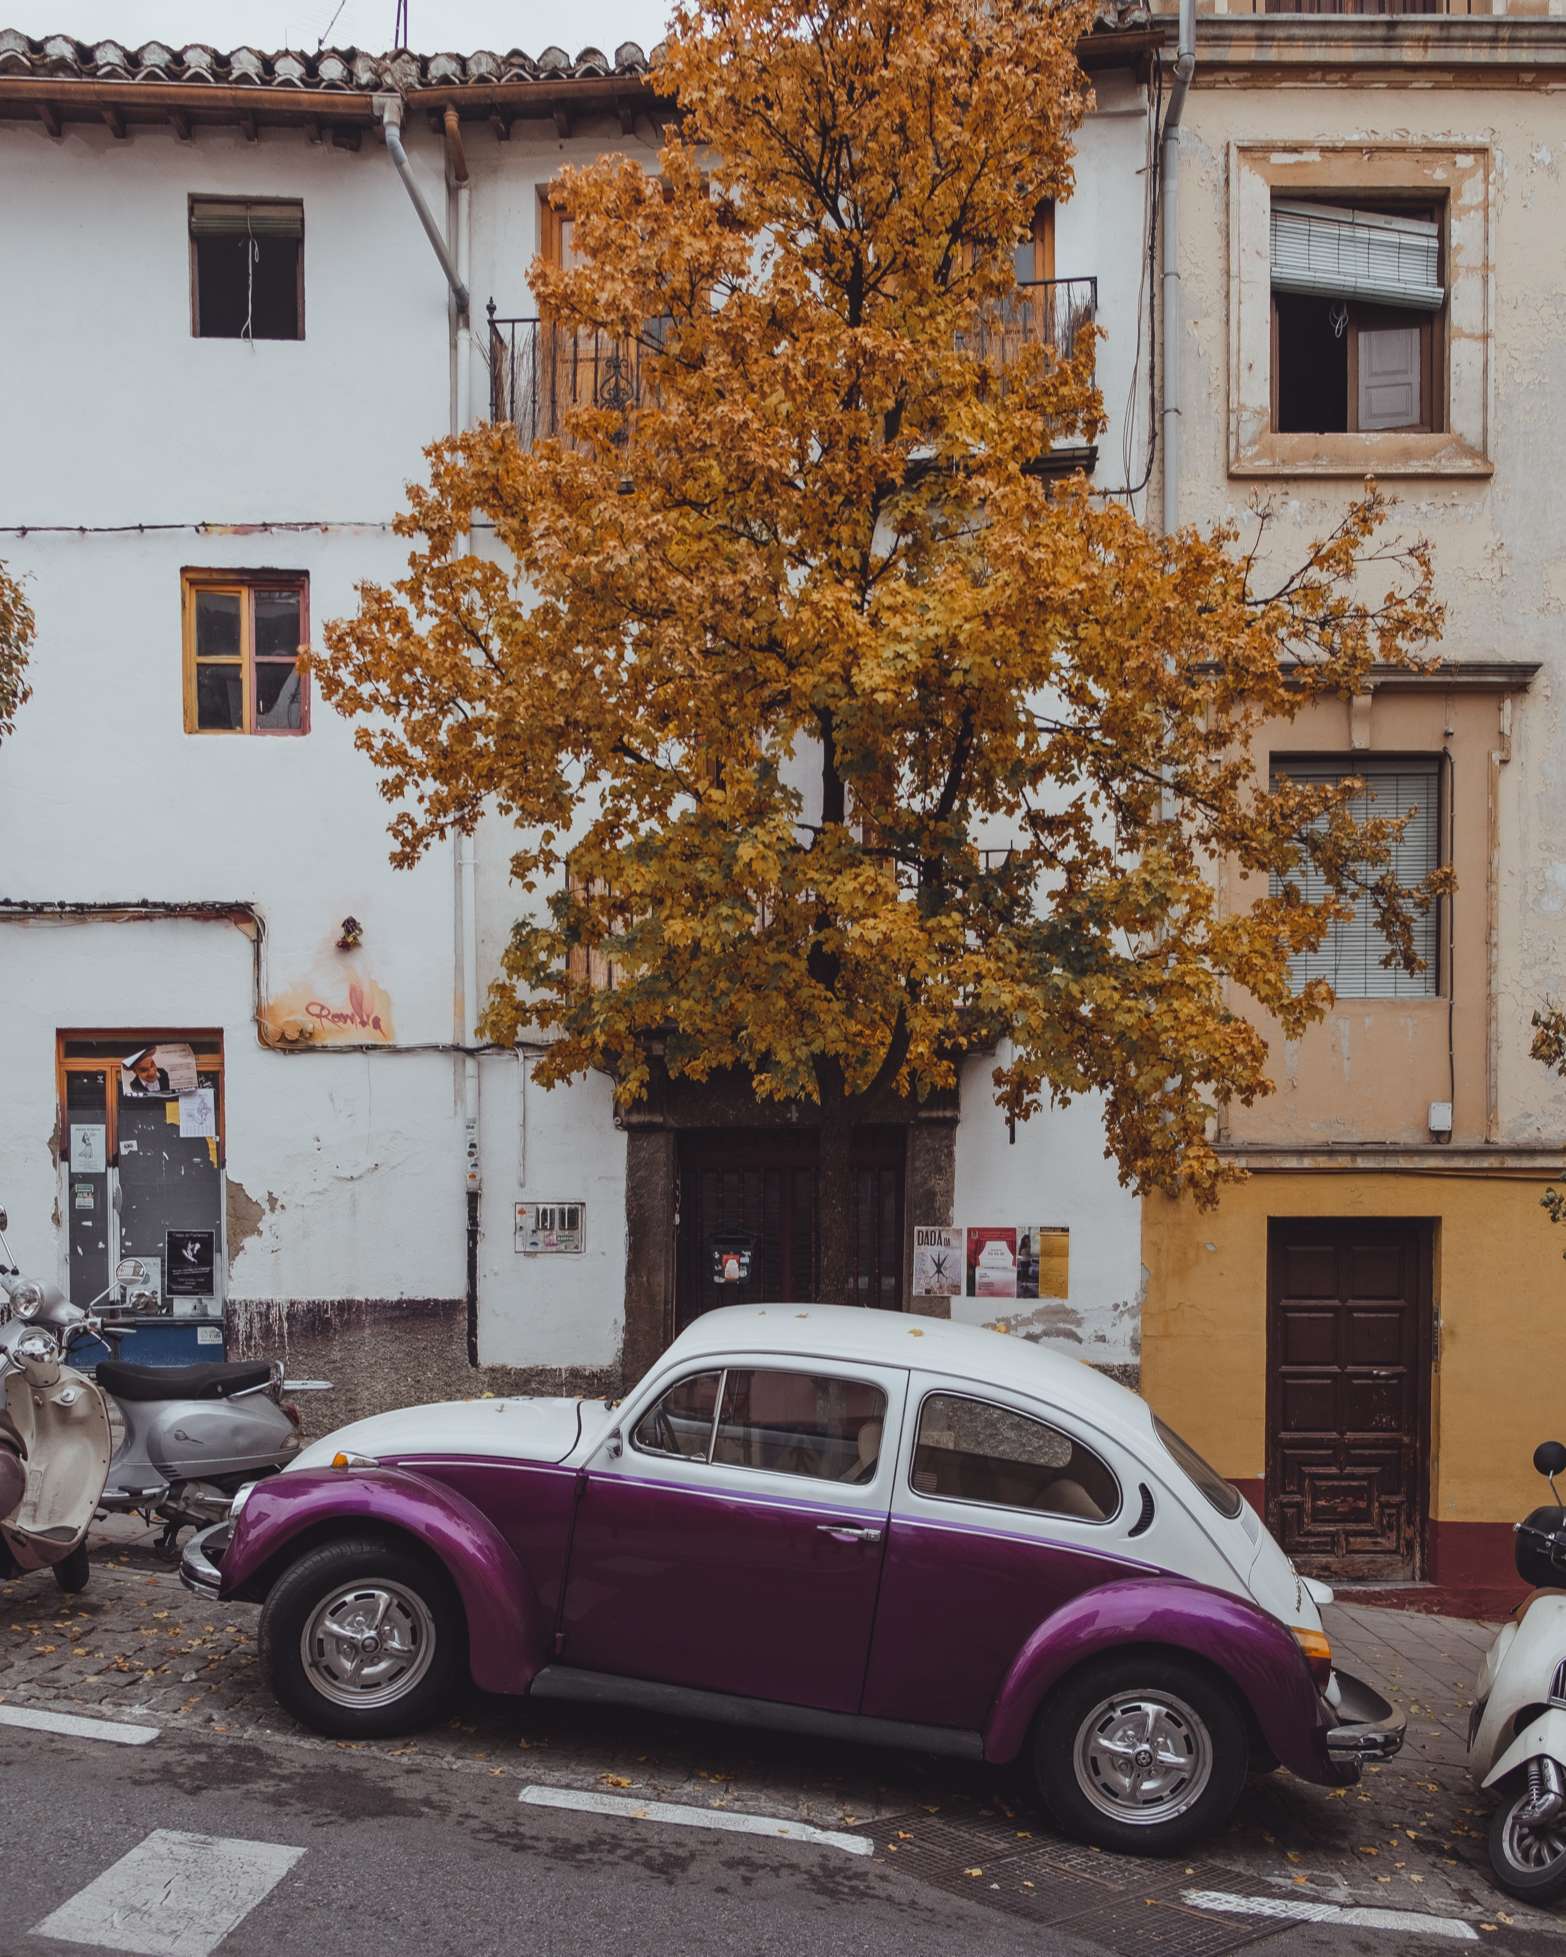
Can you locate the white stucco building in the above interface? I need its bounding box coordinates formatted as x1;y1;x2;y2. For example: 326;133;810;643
0;17;1159;1412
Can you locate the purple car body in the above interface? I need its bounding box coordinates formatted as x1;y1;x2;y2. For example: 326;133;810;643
188;1304;1403;1841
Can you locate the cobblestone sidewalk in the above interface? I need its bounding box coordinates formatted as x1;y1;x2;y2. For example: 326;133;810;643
0;1520;1559;1944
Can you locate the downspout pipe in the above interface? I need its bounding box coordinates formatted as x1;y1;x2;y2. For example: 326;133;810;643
1159;0;1196;536
451;154;483;1365
375;94;469;317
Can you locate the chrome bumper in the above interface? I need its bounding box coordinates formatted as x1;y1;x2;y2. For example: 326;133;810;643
1325;1668;1406;1765
178;1520;231;1599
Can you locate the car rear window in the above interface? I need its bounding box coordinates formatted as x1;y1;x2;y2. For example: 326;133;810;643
1153;1415;1243;1519
911;1392;1119;1523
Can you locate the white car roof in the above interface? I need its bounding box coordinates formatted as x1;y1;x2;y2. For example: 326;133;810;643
660;1303;1155;1444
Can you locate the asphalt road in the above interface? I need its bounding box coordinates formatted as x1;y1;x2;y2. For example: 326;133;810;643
0;1718;1108;1957
5;1712;1561;1957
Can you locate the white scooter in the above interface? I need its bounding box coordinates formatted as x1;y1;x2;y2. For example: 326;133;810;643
1469;1440;1566;1902
0;1218;114;1593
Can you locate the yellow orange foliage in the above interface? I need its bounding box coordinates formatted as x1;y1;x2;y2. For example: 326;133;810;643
317;0;1443;1294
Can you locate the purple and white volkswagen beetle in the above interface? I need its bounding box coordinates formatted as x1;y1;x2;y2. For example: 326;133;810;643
183;1304;1402;1852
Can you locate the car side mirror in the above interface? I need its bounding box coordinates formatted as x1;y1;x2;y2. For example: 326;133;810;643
607;1428;623;1460
0;1208;8;1232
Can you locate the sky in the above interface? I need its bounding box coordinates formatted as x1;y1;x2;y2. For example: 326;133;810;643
3;1;673;56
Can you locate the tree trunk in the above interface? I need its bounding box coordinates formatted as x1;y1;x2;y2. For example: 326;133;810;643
816;1103;856;1307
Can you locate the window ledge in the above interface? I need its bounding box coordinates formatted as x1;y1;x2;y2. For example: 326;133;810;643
1230;430;1492;480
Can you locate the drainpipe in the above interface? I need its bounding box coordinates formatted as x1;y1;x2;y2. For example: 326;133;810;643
450;130;484;1366
1159;0;1196;536
375;94;469;317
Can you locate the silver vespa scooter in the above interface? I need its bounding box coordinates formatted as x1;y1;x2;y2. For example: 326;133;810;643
0;1223;114;1593
0;1224;318;1555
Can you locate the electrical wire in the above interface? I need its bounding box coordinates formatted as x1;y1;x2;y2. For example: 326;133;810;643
1094;60;1164;506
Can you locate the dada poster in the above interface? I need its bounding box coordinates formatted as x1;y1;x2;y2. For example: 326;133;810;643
911;1226;962;1298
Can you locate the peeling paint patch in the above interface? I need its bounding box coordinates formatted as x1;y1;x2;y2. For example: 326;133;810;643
225;1178;279;1260
986;1301;1084;1344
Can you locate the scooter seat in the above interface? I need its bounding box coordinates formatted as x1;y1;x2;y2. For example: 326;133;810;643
96;1360;274;1403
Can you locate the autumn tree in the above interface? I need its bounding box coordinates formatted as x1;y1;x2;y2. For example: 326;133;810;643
319;0;1443;1303
0;560;34;750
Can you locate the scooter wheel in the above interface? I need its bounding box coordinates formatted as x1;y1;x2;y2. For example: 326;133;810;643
1489;1780;1566;1903
52;1543;90;1594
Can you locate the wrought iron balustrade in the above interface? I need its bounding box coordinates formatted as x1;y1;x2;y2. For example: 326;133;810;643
488;277;1097;449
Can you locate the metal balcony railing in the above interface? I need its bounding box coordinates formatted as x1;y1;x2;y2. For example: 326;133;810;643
487;277;1097;450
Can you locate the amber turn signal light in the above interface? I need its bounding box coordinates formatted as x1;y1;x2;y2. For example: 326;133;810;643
329;1449;379;1470
1292;1625;1333;1688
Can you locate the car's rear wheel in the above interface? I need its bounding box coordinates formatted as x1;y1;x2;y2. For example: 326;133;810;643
1032;1653;1249;1855
259;1536;464;1738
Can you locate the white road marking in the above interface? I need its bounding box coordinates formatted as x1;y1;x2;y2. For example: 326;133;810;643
519;1783;875;1856
1183;1888;1480;1942
33;1829;304;1957
0;1703;160;1746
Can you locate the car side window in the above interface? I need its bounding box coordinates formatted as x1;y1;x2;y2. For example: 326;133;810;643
911;1391;1120;1523
632;1370;722;1461
715;1369;887;1484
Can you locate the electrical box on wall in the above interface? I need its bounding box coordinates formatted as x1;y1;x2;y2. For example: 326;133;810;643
515;1201;586;1255
1428;1100;1454;1136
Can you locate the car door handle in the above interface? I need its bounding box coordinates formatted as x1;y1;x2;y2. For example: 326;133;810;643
817;1524;883;1543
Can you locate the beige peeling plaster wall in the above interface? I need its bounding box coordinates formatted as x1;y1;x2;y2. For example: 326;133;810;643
1173;85;1566;1146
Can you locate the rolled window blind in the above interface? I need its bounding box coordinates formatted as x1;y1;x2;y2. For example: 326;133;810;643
1270;759;1441;999
189;199;304;238
1271;200;1442;312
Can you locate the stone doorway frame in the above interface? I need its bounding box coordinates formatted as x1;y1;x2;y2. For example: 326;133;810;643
619;1067;959;1388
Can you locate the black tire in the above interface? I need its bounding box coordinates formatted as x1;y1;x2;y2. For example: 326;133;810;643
1488;1779;1566;1903
1031;1652;1250;1856
52;1542;90;1594
258;1535;464;1739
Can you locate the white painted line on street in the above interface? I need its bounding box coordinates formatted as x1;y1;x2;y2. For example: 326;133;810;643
1183;1888;1479;1942
519;1783;874;1856
33;1829;305;1957
0;1703;160;1746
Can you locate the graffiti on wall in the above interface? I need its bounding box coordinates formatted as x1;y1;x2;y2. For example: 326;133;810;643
263;976;396;1046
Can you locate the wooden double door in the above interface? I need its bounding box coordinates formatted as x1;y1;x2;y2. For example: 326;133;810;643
1267;1219;1432;1582
675;1127;905;1331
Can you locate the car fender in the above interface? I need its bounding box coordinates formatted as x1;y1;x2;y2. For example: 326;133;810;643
982;1575;1332;1781
221;1465;545;1695
1482;1707;1566;1791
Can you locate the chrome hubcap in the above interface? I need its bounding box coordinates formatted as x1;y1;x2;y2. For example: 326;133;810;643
1503;1797;1566;1875
1073;1689;1214;1827
300;1580;435;1710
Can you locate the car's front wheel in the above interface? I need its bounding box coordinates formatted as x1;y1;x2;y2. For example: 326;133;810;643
1031;1653;1249;1855
258;1535;464;1738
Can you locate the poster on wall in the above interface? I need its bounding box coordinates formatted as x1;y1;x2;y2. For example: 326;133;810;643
167;1229;216;1298
912;1226;962;1298
1017;1224;1070;1301
120;1043;198;1099
966;1225;1018;1299
177;1087;217;1139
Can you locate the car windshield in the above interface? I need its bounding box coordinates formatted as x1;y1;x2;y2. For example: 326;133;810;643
1153;1415;1243;1520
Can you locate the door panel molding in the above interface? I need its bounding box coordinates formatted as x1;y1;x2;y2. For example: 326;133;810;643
1266;1217;1432;1582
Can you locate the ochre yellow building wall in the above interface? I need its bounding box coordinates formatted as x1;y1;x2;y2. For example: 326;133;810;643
1141;1172;1563;1529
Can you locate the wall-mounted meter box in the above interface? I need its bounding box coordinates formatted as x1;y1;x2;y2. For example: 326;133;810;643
515;1201;586;1255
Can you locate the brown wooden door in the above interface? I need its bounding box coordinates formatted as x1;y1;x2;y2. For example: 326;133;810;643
1267;1219;1431;1581
676;1127;905;1330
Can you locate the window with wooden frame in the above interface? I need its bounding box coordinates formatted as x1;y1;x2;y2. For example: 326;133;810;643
182;571;309;735
190;198;304;341
1269;756;1444;999
1270;199;1445;435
